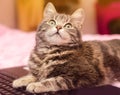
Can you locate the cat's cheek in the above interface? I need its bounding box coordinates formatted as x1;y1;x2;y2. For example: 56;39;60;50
59;30;71;41
45;27;57;37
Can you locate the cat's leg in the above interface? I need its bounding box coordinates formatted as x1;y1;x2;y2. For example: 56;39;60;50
12;74;37;88
26;76;74;93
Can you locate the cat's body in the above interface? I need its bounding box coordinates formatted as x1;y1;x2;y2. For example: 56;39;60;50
13;2;120;94
28;39;120;88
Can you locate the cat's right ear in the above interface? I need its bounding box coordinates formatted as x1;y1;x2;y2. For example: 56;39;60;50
71;8;85;25
43;2;57;18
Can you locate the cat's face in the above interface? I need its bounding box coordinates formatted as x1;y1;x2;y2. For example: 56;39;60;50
37;3;85;46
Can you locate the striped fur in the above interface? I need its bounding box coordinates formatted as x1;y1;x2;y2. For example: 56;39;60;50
13;2;120;94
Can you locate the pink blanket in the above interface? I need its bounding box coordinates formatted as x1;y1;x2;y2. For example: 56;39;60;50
0;25;120;69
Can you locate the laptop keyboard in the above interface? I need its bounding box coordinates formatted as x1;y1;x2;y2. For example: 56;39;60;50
0;71;67;95
0;72;36;95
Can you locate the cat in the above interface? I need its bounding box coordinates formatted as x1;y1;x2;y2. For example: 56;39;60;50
13;2;120;94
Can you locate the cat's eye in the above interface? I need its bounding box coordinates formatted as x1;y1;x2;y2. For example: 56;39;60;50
48;20;56;26
64;23;73;29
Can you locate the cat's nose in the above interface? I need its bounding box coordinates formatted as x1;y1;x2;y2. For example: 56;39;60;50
56;25;62;30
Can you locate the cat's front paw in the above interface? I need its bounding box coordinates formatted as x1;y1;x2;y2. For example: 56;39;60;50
26;82;48;93
12;75;37;88
13;78;28;88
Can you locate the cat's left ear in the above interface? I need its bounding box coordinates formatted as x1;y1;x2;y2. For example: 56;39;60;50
44;2;57;18
71;8;85;25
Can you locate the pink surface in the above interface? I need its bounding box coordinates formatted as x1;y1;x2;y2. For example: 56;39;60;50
0;25;120;69
0;25;35;69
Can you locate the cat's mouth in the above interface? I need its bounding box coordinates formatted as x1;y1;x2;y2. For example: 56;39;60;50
50;31;63;38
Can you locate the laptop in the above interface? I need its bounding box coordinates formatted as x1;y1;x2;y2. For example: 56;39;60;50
0;66;120;95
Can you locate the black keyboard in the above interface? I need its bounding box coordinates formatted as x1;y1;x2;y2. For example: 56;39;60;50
0;72;35;95
0;67;120;95
0;71;65;95
0;67;64;95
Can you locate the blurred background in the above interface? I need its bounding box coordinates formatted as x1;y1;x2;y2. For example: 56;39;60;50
0;0;120;34
0;0;120;69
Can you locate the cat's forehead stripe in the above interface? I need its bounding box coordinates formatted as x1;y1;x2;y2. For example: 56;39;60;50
53;14;70;23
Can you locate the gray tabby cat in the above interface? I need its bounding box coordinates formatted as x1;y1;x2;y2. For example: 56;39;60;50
13;2;120;94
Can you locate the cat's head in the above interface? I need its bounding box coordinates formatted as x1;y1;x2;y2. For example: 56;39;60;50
36;2;85;46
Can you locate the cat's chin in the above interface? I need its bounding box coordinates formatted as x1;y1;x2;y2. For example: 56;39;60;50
46;34;70;45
